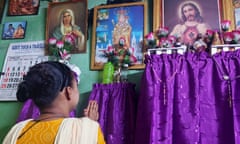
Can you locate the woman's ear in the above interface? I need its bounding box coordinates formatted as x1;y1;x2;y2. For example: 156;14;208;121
65;86;72;100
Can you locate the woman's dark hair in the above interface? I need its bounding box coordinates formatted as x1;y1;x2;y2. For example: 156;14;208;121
16;61;74;108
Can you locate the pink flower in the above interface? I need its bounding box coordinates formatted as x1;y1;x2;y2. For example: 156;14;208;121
156;26;169;38
107;46;115;53
49;37;57;45
145;32;156;48
56;41;64;48
168;35;176;44
145;32;155;41
65;34;75;45
231;30;240;43
221;20;231;32
160;37;171;48
206;29;214;38
130;55;137;63
223;32;234;43
59;49;71;60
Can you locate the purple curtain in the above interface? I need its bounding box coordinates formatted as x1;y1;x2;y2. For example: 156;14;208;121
135;50;240;144
89;82;136;144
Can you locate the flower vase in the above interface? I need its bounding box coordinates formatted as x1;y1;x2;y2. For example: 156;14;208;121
114;63;121;83
102;62;114;84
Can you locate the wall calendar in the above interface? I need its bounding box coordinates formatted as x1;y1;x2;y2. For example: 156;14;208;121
0;41;48;101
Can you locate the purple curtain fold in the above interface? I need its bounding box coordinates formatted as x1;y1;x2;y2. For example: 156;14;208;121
89;82;136;144
16;99;76;122
135;50;240;144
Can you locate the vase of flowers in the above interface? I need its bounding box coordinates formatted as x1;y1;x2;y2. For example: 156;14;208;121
102;38;137;67
145;32;156;49
232;30;240;44
47;37;81;83
48;36;74;63
156;26;169;47
102;37;137;83
156;26;169;39
102;61;114;84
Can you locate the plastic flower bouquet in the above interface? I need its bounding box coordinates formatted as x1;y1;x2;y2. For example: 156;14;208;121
221;20;231;32
232;30;240;44
102;44;137;67
156;26;169;39
145;32;157;48
48;36;81;83
48;36;74;62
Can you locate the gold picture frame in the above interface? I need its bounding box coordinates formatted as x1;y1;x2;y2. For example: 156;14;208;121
90;2;147;70
0;0;5;23
153;0;235;37
7;0;40;16
233;0;240;29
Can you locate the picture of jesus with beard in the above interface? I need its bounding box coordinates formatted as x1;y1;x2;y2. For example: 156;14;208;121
169;1;211;46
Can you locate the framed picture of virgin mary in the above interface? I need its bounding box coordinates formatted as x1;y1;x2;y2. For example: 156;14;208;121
91;2;147;70
46;1;88;54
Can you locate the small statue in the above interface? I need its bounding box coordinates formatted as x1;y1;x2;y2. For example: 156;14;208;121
212;31;223;45
193;33;207;52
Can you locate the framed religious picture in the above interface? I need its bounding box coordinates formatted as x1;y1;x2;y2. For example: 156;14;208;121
49;0;81;2
90;2;147;70
7;0;40;16
233;0;240;29
107;0;142;4
233;0;240;7
0;0;5;23
46;1;88;54
2;21;27;40
235;8;240;29
153;0;232;46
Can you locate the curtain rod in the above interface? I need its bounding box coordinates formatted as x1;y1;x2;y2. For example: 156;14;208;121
147;44;240;55
211;44;240;55
147;45;187;55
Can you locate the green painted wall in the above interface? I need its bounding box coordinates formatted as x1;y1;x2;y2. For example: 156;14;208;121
0;0;147;142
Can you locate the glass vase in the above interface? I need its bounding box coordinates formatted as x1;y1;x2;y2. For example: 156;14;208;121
102;62;114;84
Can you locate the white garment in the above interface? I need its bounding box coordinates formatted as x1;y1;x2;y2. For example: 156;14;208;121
3;117;99;144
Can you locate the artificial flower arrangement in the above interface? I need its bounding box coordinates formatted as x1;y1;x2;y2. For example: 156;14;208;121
221;20;231;32
156;26;169;39
144;32;156;48
102;37;137;68
145;26;178;48
145;20;240;53
48;35;74;62
217;20;240;44
48;36;81;83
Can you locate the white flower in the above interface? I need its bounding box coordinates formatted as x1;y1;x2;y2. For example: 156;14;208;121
56;41;64;48
49;37;57;45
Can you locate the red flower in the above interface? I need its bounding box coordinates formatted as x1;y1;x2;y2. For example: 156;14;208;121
221;20;231;32
145;32;155;41
223;32;234;43
156;26;169;38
